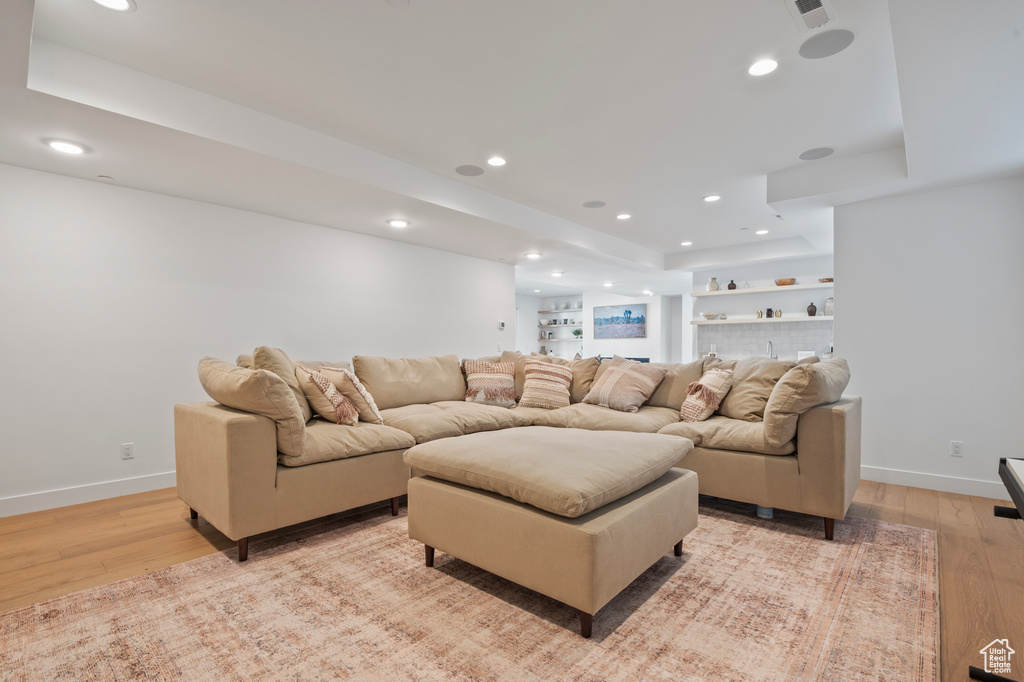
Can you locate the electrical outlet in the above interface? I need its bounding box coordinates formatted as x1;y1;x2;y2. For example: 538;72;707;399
950;440;963;457
121;442;135;460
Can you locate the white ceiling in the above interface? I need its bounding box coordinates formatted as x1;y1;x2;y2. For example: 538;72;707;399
2;0;1022;298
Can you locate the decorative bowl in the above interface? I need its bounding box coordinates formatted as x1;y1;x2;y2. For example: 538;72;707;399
818;277;834;283
701;312;719;320
774;278;796;286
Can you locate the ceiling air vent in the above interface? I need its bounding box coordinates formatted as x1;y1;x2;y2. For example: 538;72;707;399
786;0;838;31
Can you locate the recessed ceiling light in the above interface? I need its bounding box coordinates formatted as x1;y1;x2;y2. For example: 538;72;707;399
93;0;136;11
386;219;409;228
525;252;541;259
46;140;87;155
582;200;606;209
487;156;506;167
533;289;540;293
603;282;613;287
680;241;693;246
551;272;563;278
756;229;770;235
616;214;631;220
799;147;835;161
702;195;721;202
748;59;778;76
642;289;653;296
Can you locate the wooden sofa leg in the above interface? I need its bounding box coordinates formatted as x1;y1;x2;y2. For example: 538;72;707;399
824;517;835;541
578;610;593;638
391;496;399;516
425;545;435;567
189;508;198;520
238;537;249;562
674;540;683;557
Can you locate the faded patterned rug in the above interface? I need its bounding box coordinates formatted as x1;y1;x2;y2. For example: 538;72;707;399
1;499;938;681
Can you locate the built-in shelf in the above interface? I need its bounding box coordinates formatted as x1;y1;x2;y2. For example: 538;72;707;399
538;323;582;328
538;337;583;342
691;282;833;298
538;308;583;314
691;315;834;326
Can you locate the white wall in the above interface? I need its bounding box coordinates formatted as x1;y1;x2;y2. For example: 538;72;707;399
583;292;670;362
514;294;541;354
0;164;516;515
835;176;1024;497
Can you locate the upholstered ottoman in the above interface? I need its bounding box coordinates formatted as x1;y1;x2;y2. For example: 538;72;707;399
404;426;698;637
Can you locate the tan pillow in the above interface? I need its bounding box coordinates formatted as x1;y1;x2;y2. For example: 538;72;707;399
680;368;733;422
463;360;517;408
294;366;359;426
253;346;312;423
319;366;384;425
351;355;465;410
197;357;305;457
646;359;709;409
714;357;797;422
582;355;668;413
519;361;573;410
763;358;851;447
236;354;254;369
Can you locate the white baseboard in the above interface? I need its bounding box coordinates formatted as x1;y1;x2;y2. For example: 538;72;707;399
861;465;1007;500
0;471;177;518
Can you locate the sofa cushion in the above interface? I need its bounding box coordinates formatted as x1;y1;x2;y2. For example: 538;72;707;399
432;400;531;433
658;417;795;456
318;366;383;425
378;404;465;444
283;420;416;467
531;403;681;433
294;366;359;426
645;359;708;410
519;361;573;409
295;359;351;372
681;368;733;422
499;351;600;403
197;357;305;457
403;426;694;517
712;357;796;422
463;360;517;408
583;356;668;413
763;358;851;448
353;355;466;410
253;346;313;423
236;353;254;369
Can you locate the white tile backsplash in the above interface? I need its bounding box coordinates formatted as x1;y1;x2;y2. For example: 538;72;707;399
698;321;833;360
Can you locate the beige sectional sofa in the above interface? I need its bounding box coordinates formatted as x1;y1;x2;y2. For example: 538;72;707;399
174;347;860;560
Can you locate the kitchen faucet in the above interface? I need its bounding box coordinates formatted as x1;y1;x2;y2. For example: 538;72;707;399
766;340;774;359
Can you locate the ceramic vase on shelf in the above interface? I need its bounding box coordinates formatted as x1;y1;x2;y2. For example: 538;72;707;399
706;277;719;292
807;302;817;317
823;297;834;316
727;280;736;290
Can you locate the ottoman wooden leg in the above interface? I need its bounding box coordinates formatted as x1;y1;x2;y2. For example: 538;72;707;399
578;610;593;638
237;537;249;562
674;540;683;556
189;508;198;520
391;496;399;516
824;517;835;541
425;545;435;567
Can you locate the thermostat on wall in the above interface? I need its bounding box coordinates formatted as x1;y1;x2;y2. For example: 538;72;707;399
497;321;505;331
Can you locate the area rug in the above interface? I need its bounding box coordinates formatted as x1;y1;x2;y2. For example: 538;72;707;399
0;500;938;681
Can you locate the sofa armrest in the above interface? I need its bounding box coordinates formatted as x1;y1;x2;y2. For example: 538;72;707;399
174;401;279;540
794;396;862;519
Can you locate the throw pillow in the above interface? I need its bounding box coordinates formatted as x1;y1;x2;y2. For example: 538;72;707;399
295;365;359;426
253;346;313;423
680;368;734;422
763;358;851;447
318;366;384;425
519;361;573;410
582;355;668;413
713;357;797;422
463;360;517;408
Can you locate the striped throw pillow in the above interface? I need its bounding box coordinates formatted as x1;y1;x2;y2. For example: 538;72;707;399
582;355;668;413
294;365;359;426
464;360;517;408
519;361;573;410
680;368;733;422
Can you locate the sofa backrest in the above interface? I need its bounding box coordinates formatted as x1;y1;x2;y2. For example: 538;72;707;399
352;354;466;410
644;359;708;410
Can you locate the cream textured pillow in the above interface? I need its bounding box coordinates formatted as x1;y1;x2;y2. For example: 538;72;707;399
319;366;384;425
680;368;734;422
582;356;668;413
519;361;573;410
197;357;305;457
463;360;517;408
295;365;359;426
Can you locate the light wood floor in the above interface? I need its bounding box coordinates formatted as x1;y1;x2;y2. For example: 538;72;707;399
2;481;1022;680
